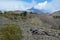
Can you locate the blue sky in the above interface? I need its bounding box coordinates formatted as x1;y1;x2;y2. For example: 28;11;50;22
20;0;52;3
0;0;60;13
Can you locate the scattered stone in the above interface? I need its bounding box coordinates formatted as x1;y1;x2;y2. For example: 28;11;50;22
58;33;60;36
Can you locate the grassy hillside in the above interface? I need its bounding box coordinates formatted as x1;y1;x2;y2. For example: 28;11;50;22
0;11;60;40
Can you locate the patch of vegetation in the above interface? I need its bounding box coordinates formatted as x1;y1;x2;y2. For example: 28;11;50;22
57;26;60;30
20;11;27;17
0;11;27;21
0;24;22;40
20;11;27;20
51;26;60;30
31;17;43;26
0;14;18;21
53;16;60;18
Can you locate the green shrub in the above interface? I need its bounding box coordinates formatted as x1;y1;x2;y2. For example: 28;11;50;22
20;11;27;19
53;16;60;18
0;25;22;40
58;26;60;30
20;11;27;17
51;26;60;30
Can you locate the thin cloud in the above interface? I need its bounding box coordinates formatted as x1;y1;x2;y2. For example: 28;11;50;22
34;1;47;9
0;1;32;11
43;0;60;13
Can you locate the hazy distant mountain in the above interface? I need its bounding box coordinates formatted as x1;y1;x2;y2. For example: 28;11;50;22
28;7;45;14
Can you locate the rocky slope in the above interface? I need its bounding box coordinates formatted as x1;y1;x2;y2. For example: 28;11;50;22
0;13;60;40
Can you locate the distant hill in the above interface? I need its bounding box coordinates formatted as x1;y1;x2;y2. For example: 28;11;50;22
28;7;45;14
52;11;60;16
